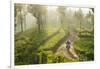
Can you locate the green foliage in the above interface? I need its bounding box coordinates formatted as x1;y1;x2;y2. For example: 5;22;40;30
39;29;65;50
14;4;94;65
74;37;94;61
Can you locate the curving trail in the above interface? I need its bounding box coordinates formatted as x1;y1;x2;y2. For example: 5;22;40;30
56;43;79;60
55;29;79;60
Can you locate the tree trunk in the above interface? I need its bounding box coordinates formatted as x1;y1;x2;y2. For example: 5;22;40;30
37;16;41;33
80;21;81;35
20;11;23;32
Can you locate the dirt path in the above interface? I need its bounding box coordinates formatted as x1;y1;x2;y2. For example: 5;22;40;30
55;29;79;60
55;43;79;60
51;35;68;53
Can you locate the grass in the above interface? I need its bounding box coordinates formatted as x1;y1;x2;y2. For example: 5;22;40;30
38;29;65;50
15;27;67;65
15;26;94;65
74;36;94;61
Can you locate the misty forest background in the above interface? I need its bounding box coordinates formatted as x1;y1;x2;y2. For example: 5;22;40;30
14;4;94;65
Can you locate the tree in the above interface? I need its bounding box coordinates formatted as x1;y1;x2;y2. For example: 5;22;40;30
15;4;24;32
57;6;68;34
28;5;47;33
74;8;83;35
86;10;94;31
90;8;94;31
90;8;94;13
